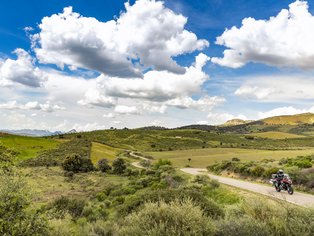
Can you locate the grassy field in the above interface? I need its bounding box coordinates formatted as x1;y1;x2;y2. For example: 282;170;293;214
146;147;314;168
0;135;60;162
20;166;128;204
90;142;122;165
246;131;306;139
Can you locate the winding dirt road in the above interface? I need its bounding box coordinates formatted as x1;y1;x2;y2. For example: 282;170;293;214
181;168;314;208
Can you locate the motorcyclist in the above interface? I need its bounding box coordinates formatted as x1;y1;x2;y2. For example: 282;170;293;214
274;169;284;188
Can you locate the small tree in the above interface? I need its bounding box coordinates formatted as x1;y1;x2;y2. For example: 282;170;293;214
112;158;126;175
62;153;94;173
98;158;112;173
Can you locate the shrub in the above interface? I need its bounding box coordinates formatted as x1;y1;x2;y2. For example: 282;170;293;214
250;165;265;177
97;158;111;173
0;174;48;235
192;175;211;185
263;167;279;178
118;188;224;219
215;217;269;236
48;196;86;219
112;158;126;175
154;159;172;169
62;153;94;173
117;199;215;236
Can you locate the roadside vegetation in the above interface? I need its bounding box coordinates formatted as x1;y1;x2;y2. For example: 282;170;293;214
207;155;314;193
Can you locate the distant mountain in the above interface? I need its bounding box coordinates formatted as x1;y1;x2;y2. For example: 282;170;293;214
261;113;314;125
221;119;254;126
0;129;63;137
66;129;77;134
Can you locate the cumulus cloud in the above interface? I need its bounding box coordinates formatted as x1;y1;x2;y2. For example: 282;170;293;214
235;85;276;100
166;96;225;111
97;53;210;102
235;75;314;102
103;113;115;118
32;0;208;77
0;100;65;112
212;1;314;69
76;53;218;115
114;105;139;115
0;49;46;87
78;88;116;108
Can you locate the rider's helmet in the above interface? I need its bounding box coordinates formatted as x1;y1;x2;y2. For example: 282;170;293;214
278;169;284;175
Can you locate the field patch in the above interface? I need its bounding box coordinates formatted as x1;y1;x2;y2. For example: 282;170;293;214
146;148;314;168
91;142;122;165
0;135;60;162
246;131;306;140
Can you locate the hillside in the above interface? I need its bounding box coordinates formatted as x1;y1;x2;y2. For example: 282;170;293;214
262;113;314;125
221;119;253;126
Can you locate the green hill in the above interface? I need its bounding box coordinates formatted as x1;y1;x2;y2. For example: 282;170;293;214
262;113;314;125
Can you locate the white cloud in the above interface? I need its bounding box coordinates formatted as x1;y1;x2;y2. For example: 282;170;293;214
103;113;115;118
114;105;139;115
258;106;314;119
235;85;276;100
212;1;314;69
0;49;46;87
207;112;247;125
97;53;210;102
78;88;116;108
166;96;225;111
0;100;65;112
235;75;314;102
33;0;208;77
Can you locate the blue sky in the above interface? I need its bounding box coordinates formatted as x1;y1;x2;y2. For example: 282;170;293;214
1;0;314;131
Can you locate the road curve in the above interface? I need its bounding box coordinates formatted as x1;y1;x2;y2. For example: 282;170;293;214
181;168;314;208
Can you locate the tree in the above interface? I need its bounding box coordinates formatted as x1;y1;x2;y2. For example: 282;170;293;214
98;158;112;173
62;153;94;172
112;158;126;175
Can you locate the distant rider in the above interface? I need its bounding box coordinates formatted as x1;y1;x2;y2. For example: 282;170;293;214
275;169;284;188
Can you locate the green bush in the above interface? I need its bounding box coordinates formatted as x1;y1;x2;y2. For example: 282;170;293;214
0;174;48;236
117;199;216;236
112;158;126;175
119;188;224;219
153;159;172;169
97;158;111;173
62;153;94;173
48;196;86;219
215;217;269;236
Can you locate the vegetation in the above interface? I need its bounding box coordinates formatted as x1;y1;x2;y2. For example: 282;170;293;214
146;147;314;168
62;153;94;173
97;158;112;173
207;155;314;193
0;173;48;236
21;139;92;167
0;134;59;162
1;115;314;235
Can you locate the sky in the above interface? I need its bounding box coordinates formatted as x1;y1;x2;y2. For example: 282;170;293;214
1;0;314;131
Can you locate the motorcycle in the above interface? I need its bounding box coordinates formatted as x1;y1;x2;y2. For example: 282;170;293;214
270;174;294;195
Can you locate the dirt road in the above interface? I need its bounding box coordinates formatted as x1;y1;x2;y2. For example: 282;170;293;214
129;151;147;169
181;168;314;208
